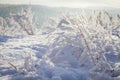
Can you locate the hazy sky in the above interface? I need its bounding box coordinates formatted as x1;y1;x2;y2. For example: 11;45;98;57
0;0;120;8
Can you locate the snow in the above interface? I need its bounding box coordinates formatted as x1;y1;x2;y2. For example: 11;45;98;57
0;32;120;80
0;9;120;80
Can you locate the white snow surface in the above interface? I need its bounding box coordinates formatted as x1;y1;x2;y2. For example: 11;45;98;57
0;32;120;80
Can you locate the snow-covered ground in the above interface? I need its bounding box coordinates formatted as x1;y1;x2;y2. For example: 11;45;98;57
0;35;48;79
0;34;85;80
0;31;120;80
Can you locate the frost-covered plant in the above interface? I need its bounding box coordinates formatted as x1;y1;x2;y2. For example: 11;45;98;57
0;17;8;36
0;8;36;36
10;8;36;35
45;10;120;77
